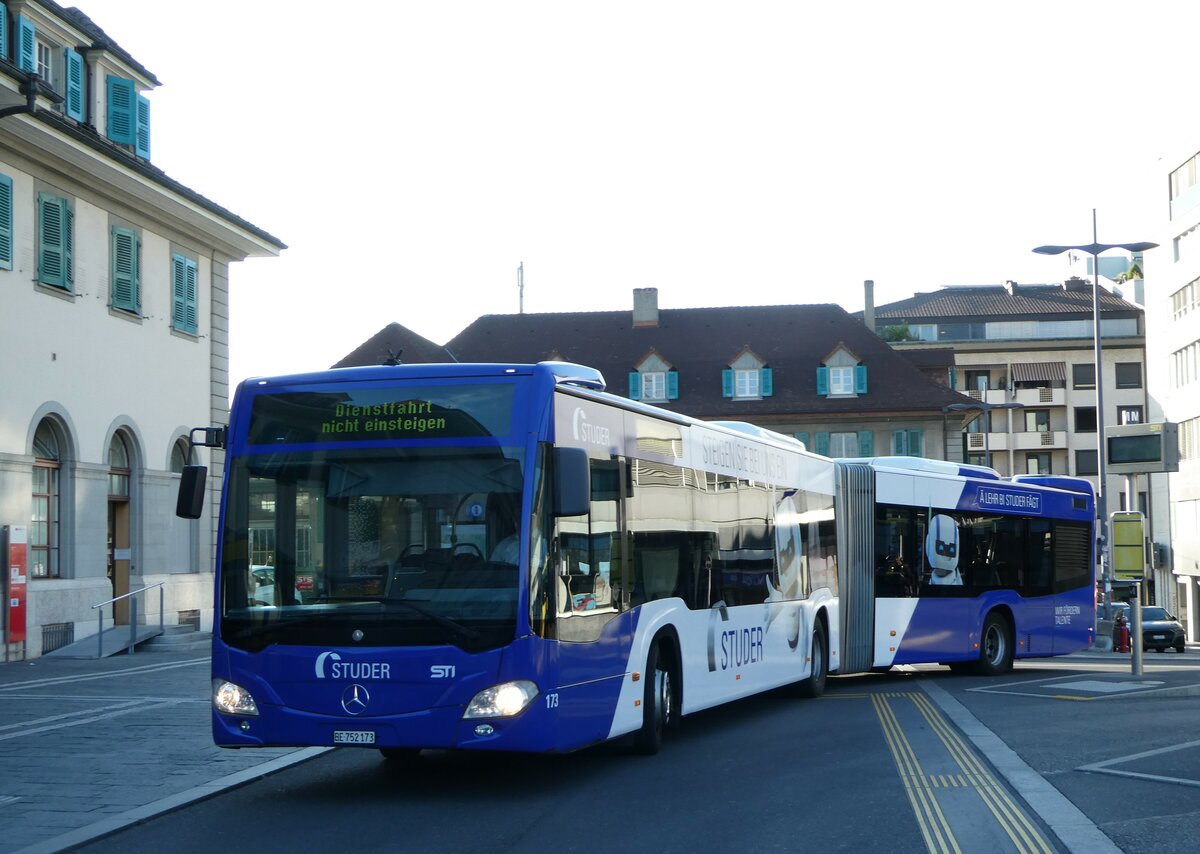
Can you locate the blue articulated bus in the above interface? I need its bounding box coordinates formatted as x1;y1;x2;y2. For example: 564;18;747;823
177;361;1094;758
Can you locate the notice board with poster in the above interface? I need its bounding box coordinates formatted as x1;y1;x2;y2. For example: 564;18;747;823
4;525;27;644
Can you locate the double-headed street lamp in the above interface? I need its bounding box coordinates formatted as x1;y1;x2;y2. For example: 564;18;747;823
944;400;1024;470
1032;210;1158;621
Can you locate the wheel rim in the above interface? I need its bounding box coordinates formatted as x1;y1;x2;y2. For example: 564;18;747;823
656;667;673;728
984;624;1004;665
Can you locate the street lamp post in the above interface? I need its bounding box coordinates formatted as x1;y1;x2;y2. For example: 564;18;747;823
1032;211;1158;622
944;401;1024;470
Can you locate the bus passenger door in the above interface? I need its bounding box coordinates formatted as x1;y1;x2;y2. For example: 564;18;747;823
1022;520;1055;654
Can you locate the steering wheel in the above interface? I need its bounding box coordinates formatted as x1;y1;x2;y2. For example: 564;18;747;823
451;543;483;558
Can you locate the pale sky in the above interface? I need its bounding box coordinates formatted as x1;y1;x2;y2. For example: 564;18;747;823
78;1;1200;388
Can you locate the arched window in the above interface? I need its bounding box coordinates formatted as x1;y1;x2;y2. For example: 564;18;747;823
108;433;130;498
170;438;190;473
32;420;61;578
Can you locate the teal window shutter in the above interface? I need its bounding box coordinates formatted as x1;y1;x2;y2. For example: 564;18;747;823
722;369;733;398
17;15;34;73
892;430;906;454
908;430;922;456
794;432;809;447
172;254;199;333
0;5;9;62
135;94;151;158
814;432;830;456
855;364;868;393
760;367;773;397
816;367;828;395
667;371;679;400
858;431;873;457
0;174;11;270
64;49;86;121
37;193;71;288
111;227;139;312
106;76;136;145
628;371;641;400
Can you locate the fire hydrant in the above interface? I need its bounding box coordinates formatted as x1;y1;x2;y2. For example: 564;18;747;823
1114;613;1131;653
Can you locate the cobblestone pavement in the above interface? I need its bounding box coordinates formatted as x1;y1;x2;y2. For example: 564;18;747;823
0;650;325;854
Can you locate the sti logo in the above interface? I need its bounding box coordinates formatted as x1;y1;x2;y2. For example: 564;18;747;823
430;665;456;678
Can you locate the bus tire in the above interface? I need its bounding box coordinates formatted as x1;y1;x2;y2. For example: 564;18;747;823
797;620;827;698
634;642;676;755
977;612;1013;676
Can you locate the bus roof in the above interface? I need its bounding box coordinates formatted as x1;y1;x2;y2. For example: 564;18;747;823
236;361;605;392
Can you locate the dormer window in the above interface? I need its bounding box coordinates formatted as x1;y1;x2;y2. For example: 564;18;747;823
106;74;151;158
722;349;772;400
735;369;760;397
629;351;678;401
817;344;867;398
828;366;855;395
36;40;53;83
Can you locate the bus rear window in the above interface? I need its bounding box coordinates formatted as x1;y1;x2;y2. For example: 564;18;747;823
247;384;516;445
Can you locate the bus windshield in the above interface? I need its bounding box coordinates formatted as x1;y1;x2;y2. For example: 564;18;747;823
220;444;526;652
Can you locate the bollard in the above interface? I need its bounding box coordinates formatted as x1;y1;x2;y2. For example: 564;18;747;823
1130;593;1143;676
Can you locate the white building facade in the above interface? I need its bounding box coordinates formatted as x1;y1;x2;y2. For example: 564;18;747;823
1147;143;1200;640
0;1;282;658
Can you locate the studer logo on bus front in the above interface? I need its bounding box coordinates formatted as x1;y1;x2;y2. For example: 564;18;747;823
315;651;391;680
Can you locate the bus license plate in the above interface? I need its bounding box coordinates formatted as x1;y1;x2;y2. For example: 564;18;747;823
333;730;376;745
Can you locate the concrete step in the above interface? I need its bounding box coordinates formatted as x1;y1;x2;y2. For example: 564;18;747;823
143;627;212;653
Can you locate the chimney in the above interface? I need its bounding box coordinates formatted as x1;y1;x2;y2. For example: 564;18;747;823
633;287;659;328
863;280;875;332
1005;280;1019;295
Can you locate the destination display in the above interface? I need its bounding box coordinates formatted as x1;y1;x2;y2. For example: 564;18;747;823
247;385;515;445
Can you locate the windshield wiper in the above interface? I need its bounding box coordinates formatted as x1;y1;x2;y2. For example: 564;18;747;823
232;615;323;640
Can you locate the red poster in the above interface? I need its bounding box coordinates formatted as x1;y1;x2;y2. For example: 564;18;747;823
7;525;27;644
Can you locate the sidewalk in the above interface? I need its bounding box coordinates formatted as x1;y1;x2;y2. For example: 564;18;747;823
0;649;324;854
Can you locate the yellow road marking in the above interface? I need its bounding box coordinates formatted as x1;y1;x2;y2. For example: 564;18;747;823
871;692;1054;854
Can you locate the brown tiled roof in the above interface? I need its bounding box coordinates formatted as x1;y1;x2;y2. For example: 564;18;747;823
332;323;453;369
427;303;970;419
871;283;1141;322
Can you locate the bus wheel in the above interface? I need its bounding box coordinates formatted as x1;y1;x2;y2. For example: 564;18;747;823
797;621;827;698
977;613;1013;676
634;642;675;755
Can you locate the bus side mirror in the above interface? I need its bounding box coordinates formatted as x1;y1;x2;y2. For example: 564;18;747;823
553;447;591;517
176;465;207;519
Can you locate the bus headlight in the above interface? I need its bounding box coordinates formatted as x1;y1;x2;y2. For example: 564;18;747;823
213;678;259;716
463;681;538;719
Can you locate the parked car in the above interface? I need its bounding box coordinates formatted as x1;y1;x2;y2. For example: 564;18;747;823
1113;604;1186;653
249;565;304;606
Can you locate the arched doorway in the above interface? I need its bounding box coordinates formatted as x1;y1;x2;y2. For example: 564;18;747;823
108;433;132;625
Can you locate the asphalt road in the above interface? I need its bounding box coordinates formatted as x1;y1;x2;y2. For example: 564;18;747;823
9;648;1199;854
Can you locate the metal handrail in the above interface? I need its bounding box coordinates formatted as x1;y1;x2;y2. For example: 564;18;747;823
90;582;165;658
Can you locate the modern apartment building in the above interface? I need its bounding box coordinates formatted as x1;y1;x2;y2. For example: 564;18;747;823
1146;143;1200;638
